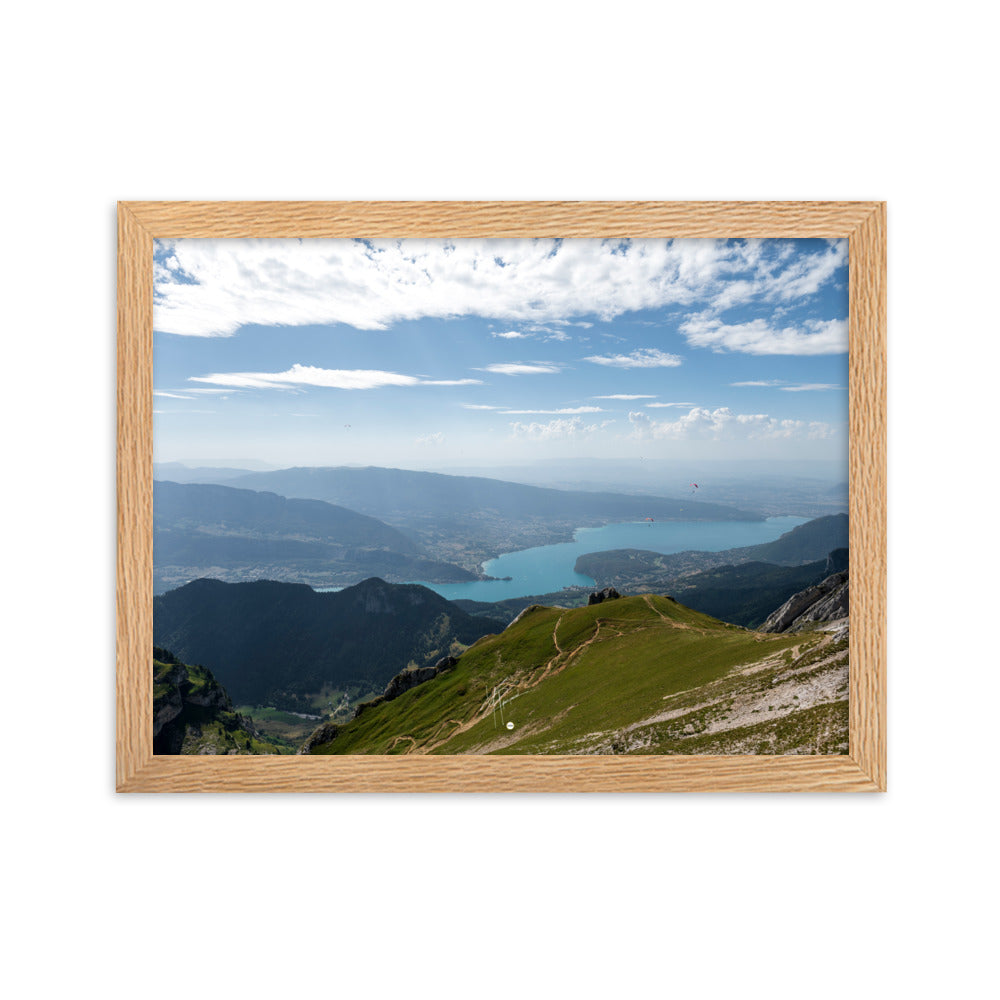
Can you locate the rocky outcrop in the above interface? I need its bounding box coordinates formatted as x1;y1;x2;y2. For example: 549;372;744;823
760;571;849;633
382;664;439;700
352;696;385;719
506;605;543;629
350;654;460;721
153;647;273;754
826;548;849;574
153;659;187;737
153;686;184;738
298;721;341;754
588;587;622;606
381;655;459;702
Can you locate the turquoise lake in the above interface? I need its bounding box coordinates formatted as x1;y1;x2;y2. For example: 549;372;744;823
413;516;807;603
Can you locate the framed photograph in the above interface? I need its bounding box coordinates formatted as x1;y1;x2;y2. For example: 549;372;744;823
117;201;885;792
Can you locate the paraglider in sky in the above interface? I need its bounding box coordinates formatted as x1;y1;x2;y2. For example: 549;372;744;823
690;482;699;494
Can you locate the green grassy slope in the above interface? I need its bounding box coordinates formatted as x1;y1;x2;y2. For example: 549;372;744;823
306;594;848;756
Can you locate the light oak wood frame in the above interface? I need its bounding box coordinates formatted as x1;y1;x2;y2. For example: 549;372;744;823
117;201;886;792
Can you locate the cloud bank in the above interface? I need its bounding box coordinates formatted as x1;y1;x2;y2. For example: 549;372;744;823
628;407;835;442
154;238;847;346
680;315;847;355
510;417;614;440
583;348;683;369
189;363;482;391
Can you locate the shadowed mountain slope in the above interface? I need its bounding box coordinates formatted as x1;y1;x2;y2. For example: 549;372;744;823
153;577;507;710
153;647;289;755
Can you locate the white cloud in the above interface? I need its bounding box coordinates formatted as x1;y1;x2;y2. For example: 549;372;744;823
153;237;847;337
628;407;835;441
779;383;842;392
491;330;531;339
154;391;195;399
415;432;445;446
767;241;847;300
509;417;614;440
730;379;841;390
583;348;683;369
189;363;481;391
461;403;502;410
679;315;848;355
477;362;561;376
645;401;695;408
500;406;605;415
594;394;657;400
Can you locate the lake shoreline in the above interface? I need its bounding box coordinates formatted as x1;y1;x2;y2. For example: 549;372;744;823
411;516;808;604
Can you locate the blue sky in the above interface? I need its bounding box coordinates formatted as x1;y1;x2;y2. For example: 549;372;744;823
152;238;849;469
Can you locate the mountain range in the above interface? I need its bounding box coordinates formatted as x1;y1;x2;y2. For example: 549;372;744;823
153;576;508;711
574;514;848;592
219;466;763;572
153;480;477;593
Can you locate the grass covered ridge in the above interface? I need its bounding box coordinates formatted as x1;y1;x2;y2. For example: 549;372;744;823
306;594;848;755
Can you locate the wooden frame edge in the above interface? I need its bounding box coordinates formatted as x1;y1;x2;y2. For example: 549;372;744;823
117;204;154;790
847;202;888;791
118;754;882;794
116;201;887;793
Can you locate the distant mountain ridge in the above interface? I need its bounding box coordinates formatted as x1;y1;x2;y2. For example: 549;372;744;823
574;514;848;595
220;465;765;573
226;465;762;522
154;462;267;483
153;577;508;710
154;480;478;593
156;479;419;549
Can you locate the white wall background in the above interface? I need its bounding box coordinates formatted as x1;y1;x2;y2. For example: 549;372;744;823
4;2;996;997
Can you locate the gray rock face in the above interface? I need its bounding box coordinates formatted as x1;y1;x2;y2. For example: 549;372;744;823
381;654;459;702
298;721;341;754
588;587;622;606
760;571;849;633
382;665;438;700
507;605;543;629
826;548;849;574
347;654;462;726
153;661;228;735
153;688;184;738
352;696;385;719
